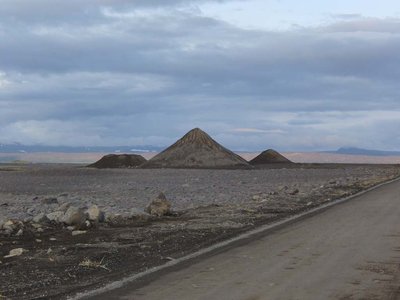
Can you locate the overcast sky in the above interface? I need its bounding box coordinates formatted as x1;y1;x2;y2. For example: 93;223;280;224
1;0;400;151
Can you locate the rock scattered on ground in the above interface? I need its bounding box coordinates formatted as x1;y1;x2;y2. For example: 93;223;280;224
0;191;166;237
71;230;87;236
146;192;172;216
1;163;400;241
33;213;48;223
46;211;64;223
62;206;87;227
86;205;105;223
2;220;17;234
4;248;28;258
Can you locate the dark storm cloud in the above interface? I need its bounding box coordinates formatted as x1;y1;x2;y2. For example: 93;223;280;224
0;3;399;150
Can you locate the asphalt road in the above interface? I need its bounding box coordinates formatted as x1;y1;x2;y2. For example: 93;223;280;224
90;179;400;300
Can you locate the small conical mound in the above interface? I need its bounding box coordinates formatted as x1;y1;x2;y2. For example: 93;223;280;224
88;154;146;169
250;149;292;165
141;128;251;169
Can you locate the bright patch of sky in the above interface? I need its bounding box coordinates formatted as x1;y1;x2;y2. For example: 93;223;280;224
200;0;400;30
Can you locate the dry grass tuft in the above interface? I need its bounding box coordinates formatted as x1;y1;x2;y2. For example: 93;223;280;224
78;257;110;271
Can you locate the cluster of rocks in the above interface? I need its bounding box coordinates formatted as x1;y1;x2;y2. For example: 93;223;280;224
0;192;172;237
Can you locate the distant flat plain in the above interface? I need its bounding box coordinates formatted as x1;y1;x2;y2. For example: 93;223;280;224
1;152;400;164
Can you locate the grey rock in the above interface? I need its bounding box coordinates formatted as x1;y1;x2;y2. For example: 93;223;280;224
72;230;87;236
62;206;87;226
58;202;71;212
33;213;49;223
146;192;172;217
106;214;125;226
2;220;16;233
4;248;28;258
86;205;105;222
129;208;150;220
46;211;64;223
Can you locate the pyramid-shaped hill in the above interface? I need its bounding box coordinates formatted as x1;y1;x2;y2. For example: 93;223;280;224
88;154;147;169
250;149;292;165
141;128;251;169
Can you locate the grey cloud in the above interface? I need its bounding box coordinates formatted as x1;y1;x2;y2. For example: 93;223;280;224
0;9;400;150
321;17;400;33
0;0;236;24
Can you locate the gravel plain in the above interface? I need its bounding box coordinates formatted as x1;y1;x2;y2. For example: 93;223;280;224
0;163;399;222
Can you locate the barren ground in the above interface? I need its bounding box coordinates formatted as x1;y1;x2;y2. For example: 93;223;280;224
0;163;400;299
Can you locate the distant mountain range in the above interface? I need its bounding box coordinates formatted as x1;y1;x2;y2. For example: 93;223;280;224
0;143;163;153
327;147;400;156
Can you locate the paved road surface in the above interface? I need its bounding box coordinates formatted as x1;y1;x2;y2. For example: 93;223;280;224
92;180;400;300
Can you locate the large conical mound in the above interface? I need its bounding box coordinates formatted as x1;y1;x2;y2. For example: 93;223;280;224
88;154;146;169
141;128;251;169
250;149;292;165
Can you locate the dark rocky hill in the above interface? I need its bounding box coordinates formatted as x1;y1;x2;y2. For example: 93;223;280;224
87;154;146;168
141;128;251;169
250;149;292;165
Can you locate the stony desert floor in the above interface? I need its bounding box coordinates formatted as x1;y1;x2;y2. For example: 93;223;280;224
1;163;400;299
